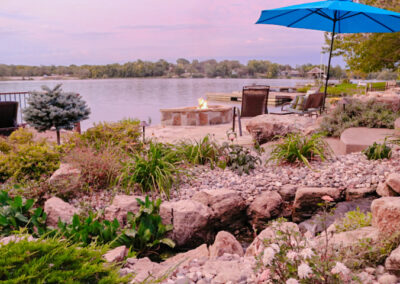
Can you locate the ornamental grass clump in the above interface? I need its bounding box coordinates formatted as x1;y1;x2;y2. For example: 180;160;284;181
269;133;330;167
363;140;392;160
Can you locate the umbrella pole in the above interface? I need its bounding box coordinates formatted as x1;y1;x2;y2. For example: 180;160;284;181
323;20;337;111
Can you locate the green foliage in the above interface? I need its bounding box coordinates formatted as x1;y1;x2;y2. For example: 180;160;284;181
177;135;220;168
363;140;392;160
81;119;142;153
8;127;34;144
219;143;260;175
58;213;120;246
335;208;372;233
113;196;174;258
0;237;129;283
319;99;399;137
118;142;183;197
269;133;330;167
0;191;47;237
297;85;311;93
325;83;361;97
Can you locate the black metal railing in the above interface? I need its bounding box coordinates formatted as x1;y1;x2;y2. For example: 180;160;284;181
0;92;31;123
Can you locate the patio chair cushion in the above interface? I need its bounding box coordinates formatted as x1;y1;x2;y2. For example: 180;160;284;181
296;95;307;110
290;96;300;109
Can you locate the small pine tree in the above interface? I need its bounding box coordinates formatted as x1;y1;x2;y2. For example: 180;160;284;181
23;84;90;145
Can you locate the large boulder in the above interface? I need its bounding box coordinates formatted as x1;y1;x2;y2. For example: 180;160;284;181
316;226;380;249
346;187;376;201
278;184;298;201
209;231;244;258
292;187;343;222
245;114;314;144
386;173;400;195
104;195;143;225
377;182;398;197
247;191;282;230
192;189;246;230
160;199;212;248
385;245;400;273
48;163;81;190
44;197;78;227
372;197;400;235
162;243;209;269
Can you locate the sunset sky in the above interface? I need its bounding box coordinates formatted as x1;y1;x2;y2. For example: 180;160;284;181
0;0;339;66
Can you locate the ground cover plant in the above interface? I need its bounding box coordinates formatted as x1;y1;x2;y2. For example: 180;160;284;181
320;99;400;137
219;143;261;175
0;237;129;283
334;207;372;233
363;140;392;160
269;133;330;167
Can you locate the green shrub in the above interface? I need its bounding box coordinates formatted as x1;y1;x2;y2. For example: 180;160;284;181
58;213;120;246
269;133;330;167
0;137;11;154
177;135;220;168
335;208;372;233
0;237;128;283
8;128;34;144
296;85;311;93
118;142;183;197
320;99;399;137
219;143;260;175
113;196;174;258
0;191;47;237
81;119;142;153
363;140;392;160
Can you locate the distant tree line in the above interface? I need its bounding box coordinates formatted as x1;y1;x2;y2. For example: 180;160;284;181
0;58;390;80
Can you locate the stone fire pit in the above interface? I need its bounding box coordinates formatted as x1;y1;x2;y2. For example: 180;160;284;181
160;105;233;126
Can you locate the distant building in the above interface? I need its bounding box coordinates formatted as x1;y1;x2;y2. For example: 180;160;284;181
281;69;302;78
307;67;324;79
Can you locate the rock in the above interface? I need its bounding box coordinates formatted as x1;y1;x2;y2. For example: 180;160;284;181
247;191;282;229
0;235;35;245
104;195;143;225
160;200;212;248
377;182;398;197
317;226;379;248
292;187;343;222
125;257;163;283
192;189;246;230
278;184;298;201
357;271;375;284
395;117;400;135
44;197;78;227
209;231;244;258
346;187;376;201
103;246;127;262
48;163;81;189
163;244;209;270
200;258;254;284
378;273;398;284
385;245;400;272
245;222;299;257
372;197;400;235
245;114;314;144
386;173;400;194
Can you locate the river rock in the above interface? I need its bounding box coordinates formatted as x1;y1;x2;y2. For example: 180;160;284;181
209;231;244;258
44;196;78;227
386;173;400;194
192;189;246;230
245;114;314;144
292;187;343;222
104;195;143;224
103;246;127;263
48;163;81;190
385;245;400;273
247;191;282;229
346;187;376;201
372;197;400;235
160;199;212;248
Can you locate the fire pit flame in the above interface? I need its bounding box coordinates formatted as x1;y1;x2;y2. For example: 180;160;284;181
197;98;208;109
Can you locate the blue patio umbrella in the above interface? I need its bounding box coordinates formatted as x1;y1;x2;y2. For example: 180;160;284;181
256;0;400;108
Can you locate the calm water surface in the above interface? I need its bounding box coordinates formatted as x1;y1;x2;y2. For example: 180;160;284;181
0;78;312;130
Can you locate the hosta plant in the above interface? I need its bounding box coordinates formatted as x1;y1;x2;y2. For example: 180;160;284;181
219;143;260;175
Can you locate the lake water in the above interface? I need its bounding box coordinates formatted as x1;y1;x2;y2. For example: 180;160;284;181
0;78;312;130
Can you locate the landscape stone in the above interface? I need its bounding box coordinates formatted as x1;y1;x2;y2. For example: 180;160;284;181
247;191;282;229
104;195;143;225
386;173;400;194
44;196;79;227
372;197;400;235
125;257;163;283
278;184;298;201
209;231;244;258
48;163;81;189
346;187;376;201
317;226;379;248
377;182;398;197
385;245;400;273
0;235;35;245
103;246;127;263
377;273;398;284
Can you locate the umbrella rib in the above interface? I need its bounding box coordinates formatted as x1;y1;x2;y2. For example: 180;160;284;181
287;9;318;27
338;11;352;20
256;9;299;24
315;9;334;21
339;12;362;21
361;12;395;32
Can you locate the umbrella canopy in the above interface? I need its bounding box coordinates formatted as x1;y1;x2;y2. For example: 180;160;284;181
256;0;400;109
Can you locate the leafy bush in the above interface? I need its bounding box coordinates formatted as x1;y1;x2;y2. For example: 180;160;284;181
219;143;260;175
81;119;142;153
177;135;220;169
8;127;34;144
64;146;123;190
113;196;174;258
320;99;400;137
363;140;392;160
118;142;183;197
0;191;47;236
0;237;128;283
58;213;120;246
269;133;330;167
335;208;372;233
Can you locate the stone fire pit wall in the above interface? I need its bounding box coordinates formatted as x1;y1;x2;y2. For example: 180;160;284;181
160;105;233;126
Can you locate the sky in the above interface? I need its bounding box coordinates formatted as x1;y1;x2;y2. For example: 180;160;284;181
0;0;342;66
